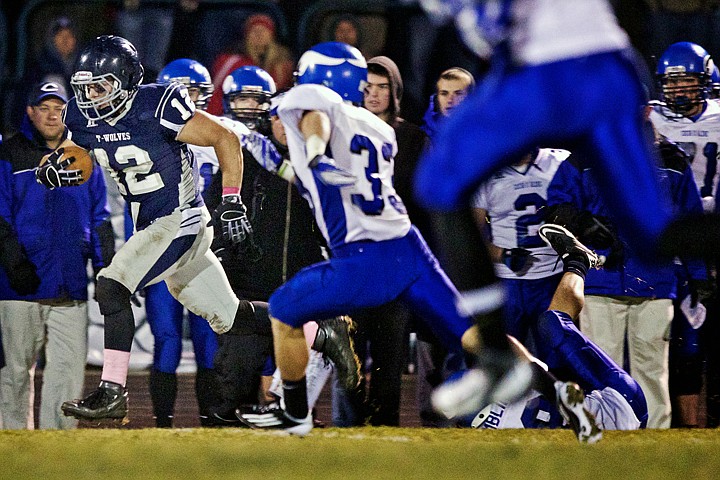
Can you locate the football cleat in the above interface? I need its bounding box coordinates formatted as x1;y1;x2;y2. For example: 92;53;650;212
312;316;362;390
432;358;534;420
539;224;602;269
61;380;128;422
555;381;603;444
237;403;313;436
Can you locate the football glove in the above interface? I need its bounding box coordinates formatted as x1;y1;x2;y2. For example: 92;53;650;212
7;259;41;296
35;147;84;189
500;248;534;273
212;194;253;245
309;154;356;187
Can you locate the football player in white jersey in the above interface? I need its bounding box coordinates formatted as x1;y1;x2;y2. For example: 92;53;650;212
237;42;600;442
472;148;569;346
650;42;720;212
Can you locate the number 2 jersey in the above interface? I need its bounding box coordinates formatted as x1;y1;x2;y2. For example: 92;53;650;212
472;148;569;279
276;84;411;250
650;100;720;211
63;82;202;230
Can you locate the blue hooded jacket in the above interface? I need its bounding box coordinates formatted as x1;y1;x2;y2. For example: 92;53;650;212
0;115;113;301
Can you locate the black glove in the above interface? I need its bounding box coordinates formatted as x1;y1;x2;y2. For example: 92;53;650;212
212;194;253;245
501;248;533;273
689;278;716;308
35;147;83;189
7;260;41;296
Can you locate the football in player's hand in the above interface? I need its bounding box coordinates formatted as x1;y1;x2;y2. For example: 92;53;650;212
40;145;94;184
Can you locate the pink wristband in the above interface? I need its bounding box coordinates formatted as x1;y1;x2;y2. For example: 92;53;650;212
222;186;240;196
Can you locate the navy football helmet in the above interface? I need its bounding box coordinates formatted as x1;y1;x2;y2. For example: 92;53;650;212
222;66;276;131
295;42;367;104
157;58;214;110
657;42;714;114
71;35;144;121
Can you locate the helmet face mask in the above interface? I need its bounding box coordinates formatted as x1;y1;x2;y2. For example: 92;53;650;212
157;58;214;110
295;42;368;104
222;66;276;131
71;35;144;121
71;71;130;121
661;73;705;114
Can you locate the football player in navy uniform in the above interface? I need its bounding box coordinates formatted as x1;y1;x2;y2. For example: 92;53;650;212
34;35;269;422
124;57;219;427
237;42;600;441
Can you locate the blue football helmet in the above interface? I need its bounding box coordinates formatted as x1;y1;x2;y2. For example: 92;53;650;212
656;42;714;114
222;66;276;131
157;58;214;110
295;42;367;104
71;35;144;121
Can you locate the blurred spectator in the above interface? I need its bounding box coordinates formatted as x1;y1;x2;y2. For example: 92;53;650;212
415;67;475;426
421;67;475;141
0;82;114;430
27;16;78;95
207;14;294;115
115;0;174;81
329;14;363;51
166;0;202;61
642;1;720;65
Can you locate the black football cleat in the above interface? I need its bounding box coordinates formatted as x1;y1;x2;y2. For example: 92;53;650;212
237;403;313;436
61;380;128;422
312;316;361;390
539;224;602;269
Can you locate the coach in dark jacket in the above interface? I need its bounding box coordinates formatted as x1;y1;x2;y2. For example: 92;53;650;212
0;82;113;430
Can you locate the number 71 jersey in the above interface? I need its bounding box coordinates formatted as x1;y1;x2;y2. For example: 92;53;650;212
650;100;720;211
63;82;201;230
277;84;411;249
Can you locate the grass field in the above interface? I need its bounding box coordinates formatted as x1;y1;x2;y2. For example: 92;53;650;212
2;427;719;479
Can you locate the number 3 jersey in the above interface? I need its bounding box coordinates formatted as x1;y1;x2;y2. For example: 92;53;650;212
63;82;202;230
472;148;569;279
650;100;720;211
277;84;411;250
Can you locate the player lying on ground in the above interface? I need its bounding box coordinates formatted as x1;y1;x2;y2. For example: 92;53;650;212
471;225;647;431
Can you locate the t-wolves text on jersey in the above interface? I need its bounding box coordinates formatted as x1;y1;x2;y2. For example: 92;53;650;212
64;82;202;230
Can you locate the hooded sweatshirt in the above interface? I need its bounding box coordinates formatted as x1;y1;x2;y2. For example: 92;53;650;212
366;56;434;246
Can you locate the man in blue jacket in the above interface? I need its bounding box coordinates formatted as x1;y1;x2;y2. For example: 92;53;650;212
0;82;114;429
545;138;707;429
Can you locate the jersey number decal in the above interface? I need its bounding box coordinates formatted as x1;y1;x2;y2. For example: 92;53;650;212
170;87;195;121
350;134;394;216
94;145;165;195
514;193;546;248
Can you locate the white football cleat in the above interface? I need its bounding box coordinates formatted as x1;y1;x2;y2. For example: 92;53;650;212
555;381;603;444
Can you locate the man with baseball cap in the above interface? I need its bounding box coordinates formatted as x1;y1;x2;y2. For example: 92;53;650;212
0;81;114;429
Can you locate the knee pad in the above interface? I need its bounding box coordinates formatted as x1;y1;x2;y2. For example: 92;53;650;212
96;276;132;316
